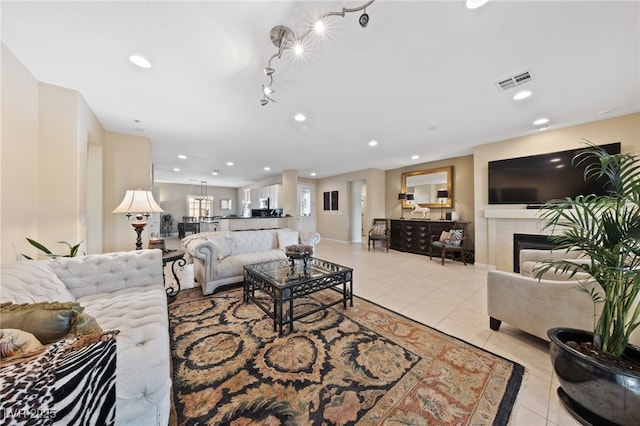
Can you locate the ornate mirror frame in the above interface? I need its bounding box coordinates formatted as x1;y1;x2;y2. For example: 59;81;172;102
401;166;453;209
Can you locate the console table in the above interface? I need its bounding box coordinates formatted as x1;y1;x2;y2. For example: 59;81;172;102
390;219;456;256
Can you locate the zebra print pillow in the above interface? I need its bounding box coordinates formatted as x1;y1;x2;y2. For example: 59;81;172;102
0;330;118;425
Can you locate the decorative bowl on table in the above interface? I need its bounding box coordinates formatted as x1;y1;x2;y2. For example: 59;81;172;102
285;244;313;268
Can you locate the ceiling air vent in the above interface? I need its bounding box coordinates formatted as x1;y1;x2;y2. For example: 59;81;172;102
495;70;533;91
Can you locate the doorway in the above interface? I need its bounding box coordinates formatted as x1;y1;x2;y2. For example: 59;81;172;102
297;183;316;232
349;180;365;243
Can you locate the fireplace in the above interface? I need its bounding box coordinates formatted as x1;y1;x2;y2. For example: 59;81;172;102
513;233;556;273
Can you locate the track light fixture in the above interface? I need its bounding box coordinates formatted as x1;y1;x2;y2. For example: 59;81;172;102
359;9;370;28
260;0;375;106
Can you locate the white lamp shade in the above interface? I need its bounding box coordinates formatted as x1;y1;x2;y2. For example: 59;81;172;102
113;190;164;214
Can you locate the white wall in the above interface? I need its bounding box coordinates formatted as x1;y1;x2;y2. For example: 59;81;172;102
1;43;39;263
385;155;475;246
317;168;385;242
103;132;152;253
1;43;152;260
474;113;640;269
38;83;85;255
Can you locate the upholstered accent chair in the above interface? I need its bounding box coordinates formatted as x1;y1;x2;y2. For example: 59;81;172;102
429;221;470;265
368;218;390;252
487;249;599;341
487;248;640;345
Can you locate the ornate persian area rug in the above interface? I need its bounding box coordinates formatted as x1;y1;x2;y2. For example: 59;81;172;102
168;288;523;425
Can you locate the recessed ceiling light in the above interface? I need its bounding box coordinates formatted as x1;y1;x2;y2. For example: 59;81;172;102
173;168;180;172
294;113;306;122
536;125;549;132
310;172;317;177
533;117;549;126
178;154;187;159
129;55;151;69
513;90;532;100
466;0;490;9
368;140;378;147
599;109;613;115
226;162;234;166
411;155;420;160
264;167;271;171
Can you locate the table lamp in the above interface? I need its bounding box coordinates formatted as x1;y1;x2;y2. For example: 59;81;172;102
113;189;164;250
398;193;407;219
437;190;449;220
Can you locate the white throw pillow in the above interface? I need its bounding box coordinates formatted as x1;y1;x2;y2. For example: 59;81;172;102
210;237;232;260
0;261;75;304
278;230;299;250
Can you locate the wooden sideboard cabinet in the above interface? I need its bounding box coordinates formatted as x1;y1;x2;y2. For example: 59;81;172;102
390;219;457;256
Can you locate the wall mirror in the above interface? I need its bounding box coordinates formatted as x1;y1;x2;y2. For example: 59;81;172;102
401;166;453;209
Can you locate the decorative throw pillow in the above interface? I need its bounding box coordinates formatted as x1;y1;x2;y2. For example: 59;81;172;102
448;229;464;246
0;260;75;304
71;312;104;337
278;230;299;250
0;329;43;359
0;302;102;344
210;236;232;260
0;330;118;425
439;231;450;243
371;224;386;235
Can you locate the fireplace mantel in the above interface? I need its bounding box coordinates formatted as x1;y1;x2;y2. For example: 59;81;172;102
485;209;549;271
484;209;539;219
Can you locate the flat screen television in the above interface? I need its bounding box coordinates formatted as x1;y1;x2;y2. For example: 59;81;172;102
488;142;621;206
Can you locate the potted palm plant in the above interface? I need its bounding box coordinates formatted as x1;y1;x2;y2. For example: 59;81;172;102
536;142;640;425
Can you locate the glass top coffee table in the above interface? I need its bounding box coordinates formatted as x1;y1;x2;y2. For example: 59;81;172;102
243;257;353;335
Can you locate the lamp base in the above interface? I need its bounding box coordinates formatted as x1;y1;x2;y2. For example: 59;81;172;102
132;222;147;250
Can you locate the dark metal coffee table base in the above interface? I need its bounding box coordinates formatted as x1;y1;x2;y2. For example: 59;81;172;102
244;258;353;335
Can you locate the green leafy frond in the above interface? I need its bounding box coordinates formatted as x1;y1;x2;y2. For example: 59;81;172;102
26;238;53;255
538;142;640;357
22;238;83;259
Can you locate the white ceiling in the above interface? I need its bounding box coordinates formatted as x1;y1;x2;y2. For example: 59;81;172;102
2;1;639;188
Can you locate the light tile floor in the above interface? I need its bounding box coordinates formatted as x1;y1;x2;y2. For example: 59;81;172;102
165;237;580;426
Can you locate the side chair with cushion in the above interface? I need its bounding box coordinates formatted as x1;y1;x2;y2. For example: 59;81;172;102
368;218;390;252
429;221;470;265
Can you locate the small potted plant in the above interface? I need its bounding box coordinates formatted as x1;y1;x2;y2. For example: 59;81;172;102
21;238;83;259
536;142;640;424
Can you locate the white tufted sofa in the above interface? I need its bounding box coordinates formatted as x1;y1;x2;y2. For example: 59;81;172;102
182;228;321;295
0;249;171;426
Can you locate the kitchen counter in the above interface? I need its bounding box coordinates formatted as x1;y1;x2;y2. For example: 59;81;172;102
218;217;295;231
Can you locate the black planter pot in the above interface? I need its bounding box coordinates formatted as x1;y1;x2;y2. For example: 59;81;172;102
548;327;640;426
